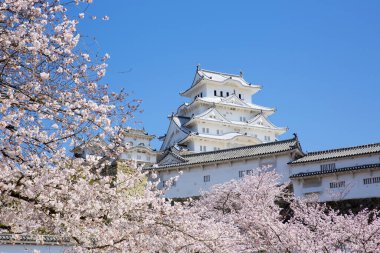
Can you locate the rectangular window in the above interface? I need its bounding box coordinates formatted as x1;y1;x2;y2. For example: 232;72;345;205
200;145;206;152
220;91;223;97
239;116;246;122
200;92;203;97
214;90;217;96
320;163;336;172
200;145;203;152
330;181;345;189
206;128;209;133
239;171;245;178
364;177;380;185
202;127;205;133
137;155;141;160
213;147;220;151
246;170;253;175
204;175;210;182
264;136;271;141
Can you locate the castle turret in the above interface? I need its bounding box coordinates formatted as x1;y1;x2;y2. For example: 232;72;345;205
159;67;287;153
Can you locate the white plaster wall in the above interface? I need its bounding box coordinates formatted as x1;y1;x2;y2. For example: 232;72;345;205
292;169;380;202
202;82;251;101
119;150;156;163
157;153;293;198
0;245;67;253
124;136;150;147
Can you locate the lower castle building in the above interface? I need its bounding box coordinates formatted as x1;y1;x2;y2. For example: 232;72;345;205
147;136;380;202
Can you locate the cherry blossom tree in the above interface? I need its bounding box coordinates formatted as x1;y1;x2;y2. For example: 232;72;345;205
195;169;380;253
0;1;237;252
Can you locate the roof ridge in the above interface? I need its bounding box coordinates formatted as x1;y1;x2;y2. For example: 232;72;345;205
306;142;380;155
182;137;297;158
200;68;242;78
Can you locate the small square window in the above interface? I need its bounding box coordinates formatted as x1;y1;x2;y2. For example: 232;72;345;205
204;175;210;182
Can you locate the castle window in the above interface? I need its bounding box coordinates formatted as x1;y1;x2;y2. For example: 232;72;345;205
330;181;345;189
200;145;207;152
246;170;253;175
226;92;230;96
220;91;223;97
364;177;380;185
204;175;210;182
320;163;336;172
264;136;270;141
239;171;245;178
238;94;242;99
200;92;203;97
137;155;142;160
214;90;217;96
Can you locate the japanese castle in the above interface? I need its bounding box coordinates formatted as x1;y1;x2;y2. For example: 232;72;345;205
159;66;287;153
73;66;380;203
147;66;380;202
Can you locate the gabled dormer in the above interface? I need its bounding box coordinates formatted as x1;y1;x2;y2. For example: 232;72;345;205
184;108;229;128
158;151;187;166
248;114;288;134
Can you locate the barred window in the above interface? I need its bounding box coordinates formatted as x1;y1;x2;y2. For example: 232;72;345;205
364;177;380;185
204;175;210;182
330;181;345;189
321;163;336;172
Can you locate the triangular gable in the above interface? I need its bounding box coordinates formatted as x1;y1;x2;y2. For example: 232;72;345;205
248;114;278;129
158;152;187;166
160;117;190;151
194;108;229;123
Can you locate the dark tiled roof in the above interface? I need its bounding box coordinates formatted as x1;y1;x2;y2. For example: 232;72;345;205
145;137;301;170
290;163;380;178
290;142;380;165
0;234;72;245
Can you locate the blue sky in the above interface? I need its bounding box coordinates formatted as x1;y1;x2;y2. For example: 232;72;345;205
78;0;380;152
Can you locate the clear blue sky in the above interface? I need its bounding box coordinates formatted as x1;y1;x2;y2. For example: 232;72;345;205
78;0;380;152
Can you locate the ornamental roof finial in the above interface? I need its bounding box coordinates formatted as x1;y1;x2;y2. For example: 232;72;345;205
239;70;243;77
196;64;200;71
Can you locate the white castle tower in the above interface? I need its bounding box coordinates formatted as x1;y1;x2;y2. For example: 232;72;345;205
159;66;287;153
